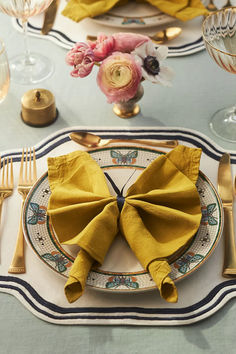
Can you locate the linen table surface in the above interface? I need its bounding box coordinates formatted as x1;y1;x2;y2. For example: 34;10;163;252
1;11;236;354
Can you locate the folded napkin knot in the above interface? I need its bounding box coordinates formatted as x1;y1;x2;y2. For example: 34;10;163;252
47;145;202;304
104;171;127;212
117;195;125;212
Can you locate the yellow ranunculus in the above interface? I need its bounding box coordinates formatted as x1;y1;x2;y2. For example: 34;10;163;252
97;52;142;103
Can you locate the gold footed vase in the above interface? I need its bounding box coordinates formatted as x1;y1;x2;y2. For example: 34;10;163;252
113;84;144;119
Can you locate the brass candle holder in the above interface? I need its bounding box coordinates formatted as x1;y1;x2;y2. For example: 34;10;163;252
21;88;58;127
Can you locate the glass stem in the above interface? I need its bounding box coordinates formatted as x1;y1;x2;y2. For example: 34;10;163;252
22;19;33;66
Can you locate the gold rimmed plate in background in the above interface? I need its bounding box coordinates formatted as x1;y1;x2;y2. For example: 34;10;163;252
91;2;176;29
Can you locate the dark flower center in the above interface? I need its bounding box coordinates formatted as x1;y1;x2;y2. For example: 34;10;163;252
143;55;160;75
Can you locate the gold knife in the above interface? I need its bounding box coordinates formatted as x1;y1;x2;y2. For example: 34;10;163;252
41;0;59;35
218;153;236;277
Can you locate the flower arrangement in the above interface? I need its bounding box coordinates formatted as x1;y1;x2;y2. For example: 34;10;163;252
66;33;174;105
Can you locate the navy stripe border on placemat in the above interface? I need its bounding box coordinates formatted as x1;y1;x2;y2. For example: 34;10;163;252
1;128;235;164
14;19;205;55
0;276;236;323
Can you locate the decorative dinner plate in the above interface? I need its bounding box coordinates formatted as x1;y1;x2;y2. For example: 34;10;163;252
23;146;223;293
92;3;175;29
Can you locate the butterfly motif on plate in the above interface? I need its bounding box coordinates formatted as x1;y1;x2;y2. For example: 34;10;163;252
42;251;72;273
122;17;145;25
201;203;218;226
174;252;204;274
106;275;139;289
27;202;47;225
111;150;138;165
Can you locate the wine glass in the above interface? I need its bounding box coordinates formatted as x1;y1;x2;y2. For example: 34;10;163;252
202;7;236;142
0;0;54;85
0;38;10;103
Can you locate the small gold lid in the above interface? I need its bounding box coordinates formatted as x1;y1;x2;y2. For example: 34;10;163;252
21;88;58;127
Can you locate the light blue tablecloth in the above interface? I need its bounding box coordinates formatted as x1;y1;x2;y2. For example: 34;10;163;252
1;12;236;354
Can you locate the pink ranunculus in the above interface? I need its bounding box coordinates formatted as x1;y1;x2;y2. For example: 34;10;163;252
66;42;95;78
70;58;94;78
97;52;142;103
88;33;115;62
113;33;150;53
66;42;90;66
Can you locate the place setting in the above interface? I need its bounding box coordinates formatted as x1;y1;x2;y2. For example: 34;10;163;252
0;124;236;326
10;0;211;57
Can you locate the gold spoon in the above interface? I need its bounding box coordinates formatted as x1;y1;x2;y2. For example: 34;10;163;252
70;132;179;149
234;175;236;195
150;27;182;44
86;27;182;45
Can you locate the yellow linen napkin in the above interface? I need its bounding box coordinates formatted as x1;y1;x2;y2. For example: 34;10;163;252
146;0;209;21
62;0;127;23
47;145;202;303
62;0;208;23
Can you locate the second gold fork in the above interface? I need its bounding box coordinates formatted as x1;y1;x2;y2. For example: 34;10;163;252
8;148;37;274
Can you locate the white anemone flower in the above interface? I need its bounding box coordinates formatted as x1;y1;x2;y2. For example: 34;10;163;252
132;41;174;86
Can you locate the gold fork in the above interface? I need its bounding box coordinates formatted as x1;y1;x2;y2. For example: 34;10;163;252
8;148;37;274
0;156;14;228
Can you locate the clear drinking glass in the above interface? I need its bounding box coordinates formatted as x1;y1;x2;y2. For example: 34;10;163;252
0;0;54;85
202;7;236;142
0;38;10;103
